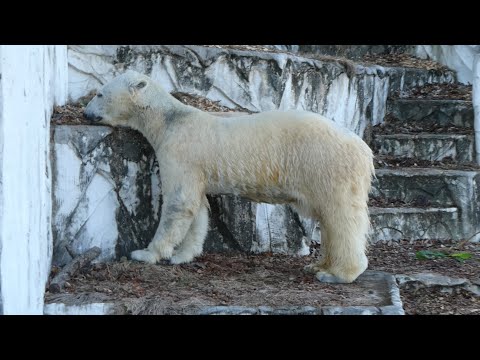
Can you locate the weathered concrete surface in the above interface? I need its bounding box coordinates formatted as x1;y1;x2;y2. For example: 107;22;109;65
44;302;114;315
370;207;461;242
44;270;404;315
386;68;455;97
396;273;470;287
374;133;475;163
389;99;474;129
52;125;161;266
205;195;256;253
68;45;393;136
52;125;314;263
373;168;479;207
372;168;480;242
206;196;313;256
396;273;480;296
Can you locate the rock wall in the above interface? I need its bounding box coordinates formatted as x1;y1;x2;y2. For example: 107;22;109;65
68;45;395;135
0;46;68;314
52;126;160;266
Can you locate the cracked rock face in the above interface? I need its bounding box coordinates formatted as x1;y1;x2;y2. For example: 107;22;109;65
52;125;161;266
51;125;314;265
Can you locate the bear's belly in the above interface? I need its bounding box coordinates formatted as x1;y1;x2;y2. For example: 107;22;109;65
207;183;295;204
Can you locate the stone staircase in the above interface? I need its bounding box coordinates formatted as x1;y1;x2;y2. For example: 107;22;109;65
370;95;479;243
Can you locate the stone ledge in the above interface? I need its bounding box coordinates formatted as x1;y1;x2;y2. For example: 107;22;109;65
372;168;480;242
374;133;475;163
396;273;480;296
388;99;473;128
370;207;461;242
44;271;404;315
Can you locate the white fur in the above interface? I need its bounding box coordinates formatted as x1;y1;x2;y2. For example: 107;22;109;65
84;70;375;283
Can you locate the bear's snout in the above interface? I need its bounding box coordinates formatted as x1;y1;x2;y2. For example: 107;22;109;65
83;111;103;123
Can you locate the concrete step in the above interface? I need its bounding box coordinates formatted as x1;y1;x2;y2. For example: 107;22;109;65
370;207;461;242
373;133;475;163
388;99;473;129
372;168;480;242
386;69;456;97
373;168;479;207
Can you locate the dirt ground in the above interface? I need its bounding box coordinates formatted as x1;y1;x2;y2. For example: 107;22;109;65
46;252;391;314
46;240;479;315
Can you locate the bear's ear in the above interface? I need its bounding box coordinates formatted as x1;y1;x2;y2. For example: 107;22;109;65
129;80;148;98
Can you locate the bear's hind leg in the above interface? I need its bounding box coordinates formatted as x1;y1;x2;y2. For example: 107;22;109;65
306;210;369;284
170;203;209;264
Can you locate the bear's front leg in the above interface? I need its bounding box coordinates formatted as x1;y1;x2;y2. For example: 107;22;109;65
131;182;203;264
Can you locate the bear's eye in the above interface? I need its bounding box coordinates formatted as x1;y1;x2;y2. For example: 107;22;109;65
97;93;103;98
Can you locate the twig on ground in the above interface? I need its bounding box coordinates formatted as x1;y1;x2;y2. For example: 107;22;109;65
49;246;101;293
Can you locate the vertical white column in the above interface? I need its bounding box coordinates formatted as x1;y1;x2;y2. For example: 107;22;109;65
0;45;68;314
473;54;480;165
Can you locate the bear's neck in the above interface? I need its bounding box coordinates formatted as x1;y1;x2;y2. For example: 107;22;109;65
129;92;200;148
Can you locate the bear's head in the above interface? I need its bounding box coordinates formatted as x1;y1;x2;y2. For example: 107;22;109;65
83;70;152;127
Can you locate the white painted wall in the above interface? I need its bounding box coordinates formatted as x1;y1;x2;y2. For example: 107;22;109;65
0;45;68;314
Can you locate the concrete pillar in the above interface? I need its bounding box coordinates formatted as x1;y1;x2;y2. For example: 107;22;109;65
473;54;480;165
0;45;68;314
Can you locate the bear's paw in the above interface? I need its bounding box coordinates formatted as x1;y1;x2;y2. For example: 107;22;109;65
131;249;159;264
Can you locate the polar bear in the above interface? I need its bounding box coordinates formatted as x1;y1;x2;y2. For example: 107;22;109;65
84;70;375;284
